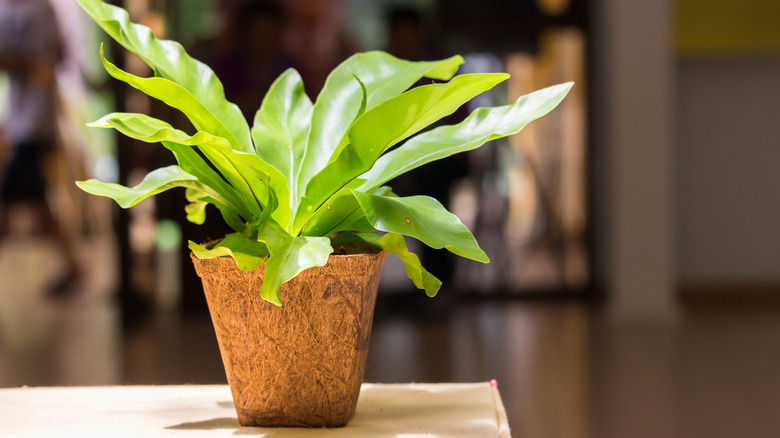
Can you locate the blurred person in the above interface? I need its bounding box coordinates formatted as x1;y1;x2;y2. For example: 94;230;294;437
0;0;81;295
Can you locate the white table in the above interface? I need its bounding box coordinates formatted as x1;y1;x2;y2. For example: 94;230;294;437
0;382;510;437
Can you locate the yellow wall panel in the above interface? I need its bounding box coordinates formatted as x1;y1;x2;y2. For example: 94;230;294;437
676;0;780;56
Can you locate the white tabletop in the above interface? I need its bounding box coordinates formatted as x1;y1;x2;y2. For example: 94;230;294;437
0;382;510;437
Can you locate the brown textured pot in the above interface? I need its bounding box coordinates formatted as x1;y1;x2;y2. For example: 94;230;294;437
191;248;387;427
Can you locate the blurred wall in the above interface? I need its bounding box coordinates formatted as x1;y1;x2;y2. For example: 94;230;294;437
675;0;780;288
592;0;780;320
677;58;780;287
591;0;677;322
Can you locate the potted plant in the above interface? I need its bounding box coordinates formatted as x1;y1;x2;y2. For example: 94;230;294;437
75;0;572;428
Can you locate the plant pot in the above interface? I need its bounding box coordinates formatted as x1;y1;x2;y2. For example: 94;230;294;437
191;247;387;427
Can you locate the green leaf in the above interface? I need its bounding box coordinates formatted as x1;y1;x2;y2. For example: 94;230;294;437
372;186;398;197
76;0;251;152
189;233;269;271
83;113;255;231
358;82;574;191
163;141;255;233
213;203;246;233
89;114;242;216
350;191;489;263
329;74;369;160
76;165;201;208
294;73;508;234
350;73;509;154
301;189;372;237
250;175;279;233
332;232;441;297
184;188;209;225
183;188;245;232
185;202;208;224
252;68;311;223
255;221;332;306
98;48;250;155
301;185;394;237
92;112;271;220
93;110;298;233
296;52;464;211
92;112;258;218
352;74;368;120
160;141;247;220
89;112;230;148
108;113;290;225
91;112;295;228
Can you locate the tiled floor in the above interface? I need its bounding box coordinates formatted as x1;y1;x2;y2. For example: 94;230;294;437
1;235;779;437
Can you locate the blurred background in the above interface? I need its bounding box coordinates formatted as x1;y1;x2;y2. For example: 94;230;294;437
0;0;779;437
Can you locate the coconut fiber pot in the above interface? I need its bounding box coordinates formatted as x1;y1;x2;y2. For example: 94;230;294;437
192;248;387;427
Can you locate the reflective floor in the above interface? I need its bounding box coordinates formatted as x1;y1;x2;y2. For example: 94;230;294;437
1;235;779;438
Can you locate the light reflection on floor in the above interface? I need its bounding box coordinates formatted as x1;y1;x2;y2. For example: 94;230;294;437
1;236;779;438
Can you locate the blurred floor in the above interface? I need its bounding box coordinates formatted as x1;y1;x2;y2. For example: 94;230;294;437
1;235;779;438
